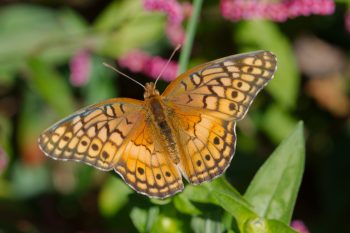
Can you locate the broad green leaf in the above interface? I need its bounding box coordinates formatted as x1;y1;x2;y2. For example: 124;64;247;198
261;104;298;143
98;177;132;216
181;184;214;204
191;216;225;233
93;0;144;31
98;13;165;57
235;20;299;110
203;178;257;230
0;5;88;65
266;219;298;233
222;211;235;232
35;8;89;63
130;207;159;233
174;194;202;215
244;218;298;233
26;58;75;116
0;4;57;63
244;122;305;224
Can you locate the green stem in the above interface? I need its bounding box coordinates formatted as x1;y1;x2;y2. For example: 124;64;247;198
177;0;203;75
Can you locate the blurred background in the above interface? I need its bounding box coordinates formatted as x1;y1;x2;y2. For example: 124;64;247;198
0;0;349;232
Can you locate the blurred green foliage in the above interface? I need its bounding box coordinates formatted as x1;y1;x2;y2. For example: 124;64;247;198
0;0;350;233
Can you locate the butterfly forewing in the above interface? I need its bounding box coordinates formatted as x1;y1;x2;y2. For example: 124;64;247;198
163;50;277;121
38;98;144;171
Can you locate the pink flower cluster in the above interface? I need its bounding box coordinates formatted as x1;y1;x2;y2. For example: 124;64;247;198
144;0;184;25
291;220;310;233
143;0;192;46
69;49;91;87
118;50;178;81
220;0;335;22
345;11;350;33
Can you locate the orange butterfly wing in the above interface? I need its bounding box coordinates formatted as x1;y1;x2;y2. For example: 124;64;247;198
38;98;144;170
114;122;183;198
163;51;277;184
38;98;183;198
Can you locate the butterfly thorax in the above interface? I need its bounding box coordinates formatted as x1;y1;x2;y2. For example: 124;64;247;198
144;83;180;165
144;82;160;99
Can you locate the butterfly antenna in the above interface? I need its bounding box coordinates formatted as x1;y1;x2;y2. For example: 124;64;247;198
103;63;146;89
154;44;182;87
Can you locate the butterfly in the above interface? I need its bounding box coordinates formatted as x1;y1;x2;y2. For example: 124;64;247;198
38;50;277;199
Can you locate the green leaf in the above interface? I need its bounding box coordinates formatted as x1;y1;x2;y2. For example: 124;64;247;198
130;207;159;233
261;104;298;143
203;178;257;230
98;13;165;57
244;218;298;233
191;216;225;233
0;5;88;65
235;20;299;110
35;8;89;63
173;194;202;215
26;57;75;116
181;184;214;204
98;177;132;216
93;0;144;31
244;122;305;224
265;219;298;233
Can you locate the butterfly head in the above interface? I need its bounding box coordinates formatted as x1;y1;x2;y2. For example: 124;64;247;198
144;82;160;99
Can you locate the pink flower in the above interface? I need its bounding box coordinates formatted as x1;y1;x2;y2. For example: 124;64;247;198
345;11;350;33
144;56;178;81
144;0;183;25
220;0;335;22
291;220;310;233
69;49;91;87
143;0;191;46
118;50;150;73
0;147;8;174
166;22;186;46
118;50;178;81
286;0;335;18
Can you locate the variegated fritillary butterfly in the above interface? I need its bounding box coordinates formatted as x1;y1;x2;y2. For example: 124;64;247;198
38;51;277;198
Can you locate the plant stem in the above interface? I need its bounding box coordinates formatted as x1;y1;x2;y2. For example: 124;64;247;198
177;0;203;74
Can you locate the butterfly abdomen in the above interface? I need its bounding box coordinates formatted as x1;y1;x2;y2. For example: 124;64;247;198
147;96;180;164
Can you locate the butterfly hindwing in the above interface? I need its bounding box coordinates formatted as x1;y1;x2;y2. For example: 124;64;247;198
170;110;236;184
114;122;184;198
